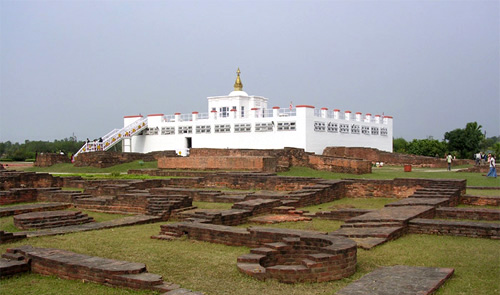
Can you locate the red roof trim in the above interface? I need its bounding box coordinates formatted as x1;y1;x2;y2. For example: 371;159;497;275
174;113;181;115
296;105;315;108
192;112;199;114
124;115;143;118
272;106;280;109
211;110;217;113
366;113;372;116
251;108;259;110
345;111;352;113
321;107;328;110
384;116;393;119
148;113;164;117
356;112;362;115
333;109;340;112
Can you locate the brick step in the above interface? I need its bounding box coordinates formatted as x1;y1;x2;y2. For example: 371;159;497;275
410;193;453;198
350;237;388;250
263;242;290;251
1;252;25;260
330;226;405;240
341;222;402;228
237;253;265;263
236;262;267;279
385;198;450;207
0;258;30;277
113;272;164;288
16;216;95;229
0;230;27;243
249;247;278;255
152;282;181;293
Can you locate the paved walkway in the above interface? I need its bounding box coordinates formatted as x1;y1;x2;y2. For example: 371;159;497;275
335;265;454;295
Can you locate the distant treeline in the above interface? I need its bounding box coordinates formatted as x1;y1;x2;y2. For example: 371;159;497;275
0;138;85;161
394;122;500;159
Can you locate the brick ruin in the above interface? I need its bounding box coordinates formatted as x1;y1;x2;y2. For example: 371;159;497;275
73;150;178;168
158;148;373;174
1;168;499;291
34;153;71;167
323;147;473;167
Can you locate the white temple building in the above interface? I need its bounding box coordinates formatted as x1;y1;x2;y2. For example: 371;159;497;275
75;69;393;157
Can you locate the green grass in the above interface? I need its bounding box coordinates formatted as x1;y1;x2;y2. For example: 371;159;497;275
25;160;159;174
299;198;396;213
278;166;500;187
466;188;500;196
0;224;498;295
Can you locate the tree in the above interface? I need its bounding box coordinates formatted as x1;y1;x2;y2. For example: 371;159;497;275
444;122;484;159
407;139;447;157
393;137;409;153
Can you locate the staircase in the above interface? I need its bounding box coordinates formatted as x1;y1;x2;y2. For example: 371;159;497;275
74;116;148;158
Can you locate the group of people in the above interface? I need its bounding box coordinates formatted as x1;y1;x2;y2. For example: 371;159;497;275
446;152;497;178
474;152;489;166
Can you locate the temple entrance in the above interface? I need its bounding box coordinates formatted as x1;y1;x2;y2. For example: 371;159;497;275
186;137;192;149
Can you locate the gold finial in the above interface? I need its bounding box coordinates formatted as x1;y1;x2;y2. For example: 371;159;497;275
233;67;243;91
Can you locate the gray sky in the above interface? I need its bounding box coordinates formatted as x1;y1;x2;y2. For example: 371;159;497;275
1;0;499;143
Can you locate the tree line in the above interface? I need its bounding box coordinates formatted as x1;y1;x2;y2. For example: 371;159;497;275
0;138;85;161
394;122;500;159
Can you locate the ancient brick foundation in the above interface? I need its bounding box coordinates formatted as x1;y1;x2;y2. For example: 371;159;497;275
13;210;95;230
435;207;500;221
323;147;472;167
158;148;372;174
34;153;71;167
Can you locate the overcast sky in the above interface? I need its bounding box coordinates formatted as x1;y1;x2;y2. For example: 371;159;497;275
1;0;498;143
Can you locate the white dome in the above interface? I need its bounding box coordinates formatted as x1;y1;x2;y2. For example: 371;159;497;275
228;90;248;96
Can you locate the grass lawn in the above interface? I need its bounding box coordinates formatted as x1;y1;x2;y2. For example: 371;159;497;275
0;223;498;295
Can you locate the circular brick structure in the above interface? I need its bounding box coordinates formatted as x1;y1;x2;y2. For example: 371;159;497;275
237;234;357;283
14;210;94;230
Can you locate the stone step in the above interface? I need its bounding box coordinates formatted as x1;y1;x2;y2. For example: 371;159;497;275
385;198;450;207
263;242;290;251
1;252;26;260
152;282;181;293
113;272;164;288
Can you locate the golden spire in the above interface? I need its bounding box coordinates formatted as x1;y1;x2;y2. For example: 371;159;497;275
233;67;243;91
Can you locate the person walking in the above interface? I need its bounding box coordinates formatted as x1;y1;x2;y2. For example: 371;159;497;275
486;154;497;178
446;153;453;171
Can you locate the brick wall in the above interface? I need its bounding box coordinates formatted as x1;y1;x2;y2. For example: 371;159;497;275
409;218;500;239
435;207;500;221
158;156;278;172
323;147;472;167
34;153;71;167
307;155;371;174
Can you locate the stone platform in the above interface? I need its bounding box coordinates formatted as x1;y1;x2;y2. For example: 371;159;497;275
335;265;454;295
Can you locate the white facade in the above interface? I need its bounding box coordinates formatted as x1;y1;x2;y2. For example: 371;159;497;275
122;71;393;155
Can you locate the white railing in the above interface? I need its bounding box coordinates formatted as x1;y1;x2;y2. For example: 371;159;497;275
74;116;148;158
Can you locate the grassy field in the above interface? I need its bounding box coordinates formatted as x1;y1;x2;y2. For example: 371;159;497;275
1;163;499;294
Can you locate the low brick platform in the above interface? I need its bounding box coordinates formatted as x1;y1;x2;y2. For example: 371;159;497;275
237;234;356;283
2;245;201;294
0;257;30;277
304;208;374;221
335;265;454;295
14;210;95;230
0;202;71;217
0;230;27;244
460;194;500;206
344;206;435;225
